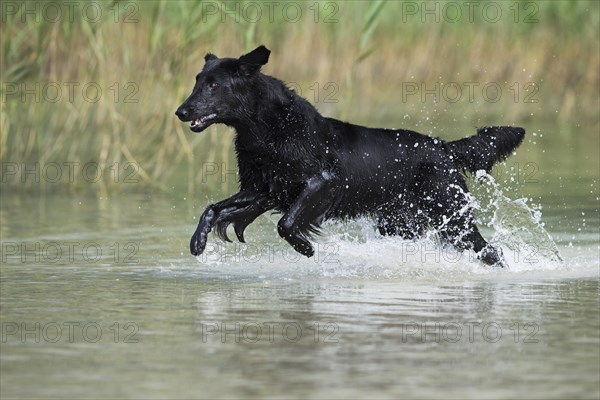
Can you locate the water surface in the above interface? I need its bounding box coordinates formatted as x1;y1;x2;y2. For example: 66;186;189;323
1;128;598;399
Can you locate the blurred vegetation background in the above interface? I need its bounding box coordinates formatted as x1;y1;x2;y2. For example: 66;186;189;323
1;0;598;194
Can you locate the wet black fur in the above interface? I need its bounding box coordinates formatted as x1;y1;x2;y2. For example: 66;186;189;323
176;45;525;267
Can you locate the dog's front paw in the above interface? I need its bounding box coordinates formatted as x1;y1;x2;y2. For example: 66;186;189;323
299;244;315;258
190;230;208;256
191;207;217;256
291;239;315;258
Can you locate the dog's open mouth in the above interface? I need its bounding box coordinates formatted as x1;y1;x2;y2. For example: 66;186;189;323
190;113;217;132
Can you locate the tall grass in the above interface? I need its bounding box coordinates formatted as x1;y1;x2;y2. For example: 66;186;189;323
1;0;598;193
342;0;386;120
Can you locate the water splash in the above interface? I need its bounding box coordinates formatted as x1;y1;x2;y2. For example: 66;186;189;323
475;171;564;267
182;172;582;281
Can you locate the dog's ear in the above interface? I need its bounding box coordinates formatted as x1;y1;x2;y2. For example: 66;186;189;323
204;53;218;62
238;45;270;69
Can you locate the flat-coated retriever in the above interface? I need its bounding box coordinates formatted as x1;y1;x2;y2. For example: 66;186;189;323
175;45;525;267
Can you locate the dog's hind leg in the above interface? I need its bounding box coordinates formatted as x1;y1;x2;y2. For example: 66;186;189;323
438;217;507;267
419;167;507;267
190;191;273;256
277;172;338;257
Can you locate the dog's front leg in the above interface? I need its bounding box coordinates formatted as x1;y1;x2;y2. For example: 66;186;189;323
191;191;269;256
213;195;276;243
277;171;338;257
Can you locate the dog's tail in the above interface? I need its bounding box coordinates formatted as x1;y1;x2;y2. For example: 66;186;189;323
445;126;525;174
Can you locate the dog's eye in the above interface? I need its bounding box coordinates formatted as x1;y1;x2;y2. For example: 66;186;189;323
209;82;219;90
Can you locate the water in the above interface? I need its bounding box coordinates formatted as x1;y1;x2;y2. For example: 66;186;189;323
1;131;598;399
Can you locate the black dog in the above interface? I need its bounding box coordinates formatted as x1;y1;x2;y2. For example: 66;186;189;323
175;45;525;267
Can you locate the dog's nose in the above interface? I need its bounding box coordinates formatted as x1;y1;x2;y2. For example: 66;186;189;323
175;107;190;120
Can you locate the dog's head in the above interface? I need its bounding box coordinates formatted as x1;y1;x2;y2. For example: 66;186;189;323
175;45;271;132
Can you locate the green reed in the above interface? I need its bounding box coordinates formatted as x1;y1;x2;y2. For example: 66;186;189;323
1;0;598;193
